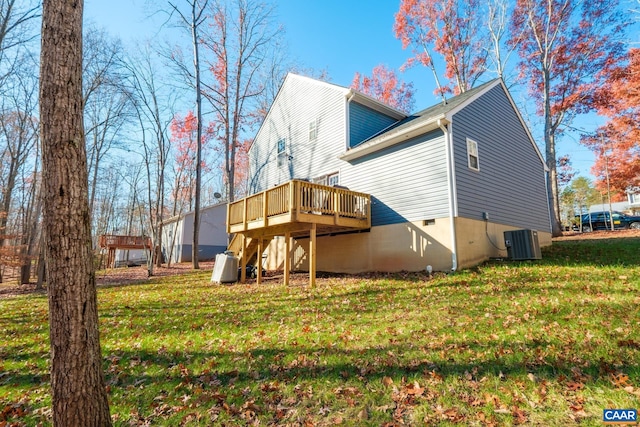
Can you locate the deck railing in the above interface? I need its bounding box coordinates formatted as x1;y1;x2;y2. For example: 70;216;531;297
98;234;152;249
227;180;370;233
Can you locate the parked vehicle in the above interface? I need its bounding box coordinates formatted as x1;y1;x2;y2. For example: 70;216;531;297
574;211;640;232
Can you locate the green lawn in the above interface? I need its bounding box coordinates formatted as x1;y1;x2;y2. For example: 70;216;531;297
1;236;639;426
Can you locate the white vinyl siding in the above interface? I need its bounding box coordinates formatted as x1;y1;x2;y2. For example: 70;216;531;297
248;74;348;193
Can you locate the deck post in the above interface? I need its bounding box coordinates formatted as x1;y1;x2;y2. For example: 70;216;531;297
242;198;248;231
262;190;268;228
334;190;340;224
240;234;247;283
309;223;316;287
108;248;116;268
256;238;263;285
284;231;290;286
290;181;296;221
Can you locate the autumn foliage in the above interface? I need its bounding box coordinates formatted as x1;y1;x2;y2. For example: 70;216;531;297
170;111;212;210
224;138;251;200
511;0;628;119
351;64;415;113
509;0;628;236
583;48;640;194
394;0;486;96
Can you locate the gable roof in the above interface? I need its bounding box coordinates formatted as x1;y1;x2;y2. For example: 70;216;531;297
339;79;546;171
249;73;407;153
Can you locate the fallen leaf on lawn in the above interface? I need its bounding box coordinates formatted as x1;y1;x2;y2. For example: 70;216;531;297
512;407;528;425
405;381;424;396
618;339;640;349
357;408;369;420
566;381;584;391
382;376;393;387
610;373;630;387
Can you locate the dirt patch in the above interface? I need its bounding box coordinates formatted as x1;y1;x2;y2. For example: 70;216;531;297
0;261;215;300
95;261;214;287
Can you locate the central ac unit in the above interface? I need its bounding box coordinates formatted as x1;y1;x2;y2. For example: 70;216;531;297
504;229;542;260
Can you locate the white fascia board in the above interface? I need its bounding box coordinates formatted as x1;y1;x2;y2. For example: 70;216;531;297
496;81;548;171
339;114;449;162
347;90;407;120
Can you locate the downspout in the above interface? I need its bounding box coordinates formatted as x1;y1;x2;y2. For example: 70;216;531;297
544;167;553;233
345;90;356;150
438;119;458;272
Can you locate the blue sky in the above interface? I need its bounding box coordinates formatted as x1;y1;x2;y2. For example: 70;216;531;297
84;0;432;98
84;0;603;178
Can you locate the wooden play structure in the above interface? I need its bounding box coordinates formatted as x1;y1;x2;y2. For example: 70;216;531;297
227;180;371;286
98;234;152;268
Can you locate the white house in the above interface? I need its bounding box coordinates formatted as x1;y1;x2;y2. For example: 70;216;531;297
161;203;228;264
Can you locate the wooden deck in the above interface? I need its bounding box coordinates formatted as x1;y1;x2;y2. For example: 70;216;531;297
228;180;370;236
226;180;371;285
98;235;152;268
98;235;151;250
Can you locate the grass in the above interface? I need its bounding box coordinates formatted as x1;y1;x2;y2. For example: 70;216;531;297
1;236;639;426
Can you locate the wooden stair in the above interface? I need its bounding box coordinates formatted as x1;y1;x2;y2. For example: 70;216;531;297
227;234;273;267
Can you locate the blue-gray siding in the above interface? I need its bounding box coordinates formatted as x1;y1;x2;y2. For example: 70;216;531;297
349;102;398;148
179;245;227;262
341;129;449;226
452;85;551;232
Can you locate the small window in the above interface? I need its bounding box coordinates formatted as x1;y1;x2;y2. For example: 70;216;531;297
277;138;286;167
312;176;327;186
309;119;318;141
327;172;339;187
467;138;479;171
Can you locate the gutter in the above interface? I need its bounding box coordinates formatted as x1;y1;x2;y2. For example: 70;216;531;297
438;118;458;272
339;113;447;162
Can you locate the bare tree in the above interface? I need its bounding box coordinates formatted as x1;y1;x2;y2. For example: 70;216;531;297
200;0;284;203
168;0;209;269
485;0;521;87
0;0;39;87
126;44;175;273
83;27;133;219
0;66;38;283
17;158;42;284
40;0;112;424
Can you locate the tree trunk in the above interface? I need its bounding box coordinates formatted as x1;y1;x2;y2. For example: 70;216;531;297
191;1;203;270
36;233;45;291
40;1;112;425
542;70;563;237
